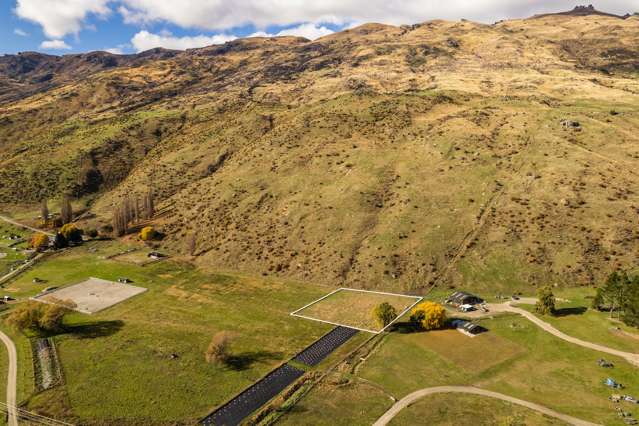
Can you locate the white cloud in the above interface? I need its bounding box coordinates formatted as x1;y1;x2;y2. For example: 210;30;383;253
14;0;110;38
15;1;639;47
40;39;72;50
105;47;124;54
14;28;29;37
251;23;334;40
130;30;236;52
116;0;639;31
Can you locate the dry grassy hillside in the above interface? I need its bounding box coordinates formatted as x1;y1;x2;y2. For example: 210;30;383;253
1;11;639;293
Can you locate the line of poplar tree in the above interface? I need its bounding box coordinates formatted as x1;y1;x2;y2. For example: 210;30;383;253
112;191;155;236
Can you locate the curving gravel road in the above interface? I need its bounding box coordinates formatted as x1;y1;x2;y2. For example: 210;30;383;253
0;329;18;426
489;302;639;367
373;386;601;426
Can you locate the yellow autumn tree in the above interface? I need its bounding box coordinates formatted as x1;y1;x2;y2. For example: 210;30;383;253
30;233;49;252
139;226;156;241
60;223;83;243
410;301;447;330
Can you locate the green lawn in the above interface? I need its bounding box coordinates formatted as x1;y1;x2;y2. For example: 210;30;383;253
0;324;34;426
277;374;393;426
0;222;30;277
4;244;639;425
517;288;639;353
280;311;639;425
2;242;338;424
389;393;566;425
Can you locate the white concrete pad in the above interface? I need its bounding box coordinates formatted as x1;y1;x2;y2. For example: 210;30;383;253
32;277;147;314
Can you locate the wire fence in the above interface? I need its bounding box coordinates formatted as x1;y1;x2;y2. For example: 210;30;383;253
0;402;74;426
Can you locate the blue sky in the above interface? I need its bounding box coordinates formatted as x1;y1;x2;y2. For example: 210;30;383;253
1;1;637;55
1;1;344;55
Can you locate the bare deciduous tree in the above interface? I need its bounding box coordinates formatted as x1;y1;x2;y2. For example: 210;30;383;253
112;206;126;237
112;192;155;237
134;198;140;223
144;190;155;219
60;195;73;224
41;198;49;226
205;331;233;364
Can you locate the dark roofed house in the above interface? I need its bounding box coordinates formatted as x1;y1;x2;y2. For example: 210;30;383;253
451;319;487;337
445;291;484;307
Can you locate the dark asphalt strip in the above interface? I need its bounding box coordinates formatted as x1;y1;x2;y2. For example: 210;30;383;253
201;363;304;426
201;326;359;425
293;326;360;366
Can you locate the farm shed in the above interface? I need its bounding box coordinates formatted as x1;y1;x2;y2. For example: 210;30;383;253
445;291;484;307
451;319;486;336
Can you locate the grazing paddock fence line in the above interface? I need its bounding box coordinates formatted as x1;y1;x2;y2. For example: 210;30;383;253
0;402;74;425
0;252;53;286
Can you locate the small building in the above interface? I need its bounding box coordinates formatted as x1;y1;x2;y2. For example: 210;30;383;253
148;251;166;260
445;291;484;307
451;319;486;337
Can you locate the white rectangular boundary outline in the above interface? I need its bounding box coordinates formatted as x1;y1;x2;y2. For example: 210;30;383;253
290;287;423;334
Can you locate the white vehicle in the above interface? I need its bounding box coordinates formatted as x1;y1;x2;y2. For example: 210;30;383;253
459;304;476;312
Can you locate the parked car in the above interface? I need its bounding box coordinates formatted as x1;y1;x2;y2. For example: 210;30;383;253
459;304;476;312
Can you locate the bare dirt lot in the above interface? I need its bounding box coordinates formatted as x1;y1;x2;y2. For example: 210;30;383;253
32;277;147;314
293;288;421;332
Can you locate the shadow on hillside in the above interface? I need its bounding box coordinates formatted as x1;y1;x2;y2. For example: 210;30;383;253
224;350;283;371
554;306;588;317
65;320;125;339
